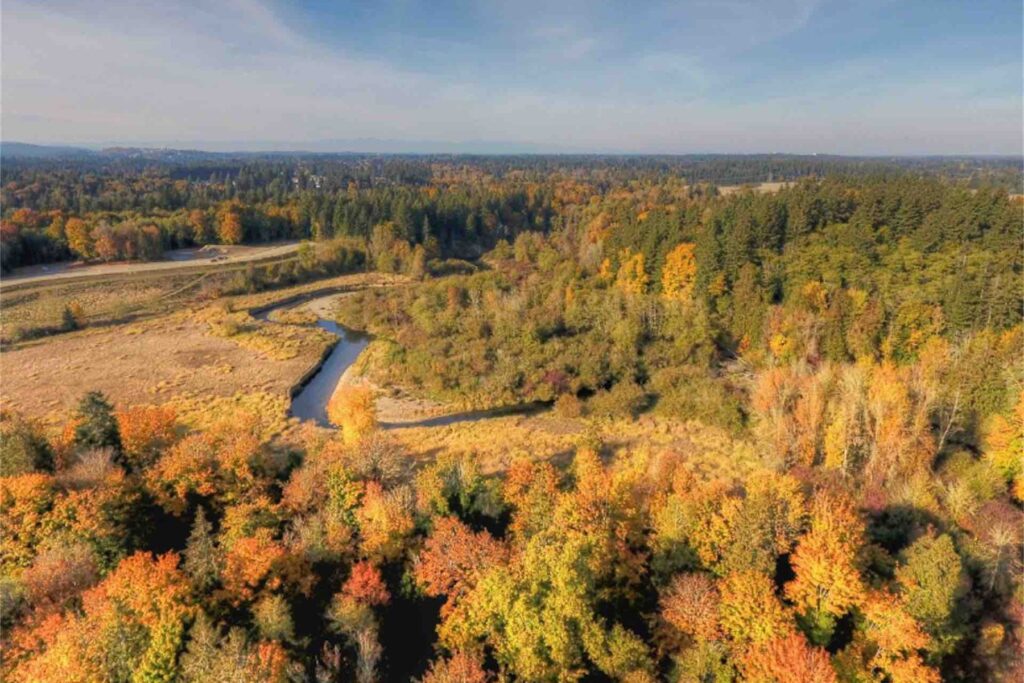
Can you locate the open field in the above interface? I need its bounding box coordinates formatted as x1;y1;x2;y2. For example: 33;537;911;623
716;180;792;195
1;270;212;343
0;307;326;428
0;272;395;429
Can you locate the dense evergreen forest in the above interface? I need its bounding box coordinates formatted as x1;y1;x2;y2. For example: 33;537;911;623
1;154;1023;682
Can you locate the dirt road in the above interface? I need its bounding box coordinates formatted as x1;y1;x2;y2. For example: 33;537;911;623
0;242;300;289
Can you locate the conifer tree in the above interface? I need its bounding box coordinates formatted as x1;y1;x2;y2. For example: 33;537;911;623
184;507;221;592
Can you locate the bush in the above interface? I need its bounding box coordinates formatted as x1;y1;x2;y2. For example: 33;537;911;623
554;393;584;418
60;301;84;331
346;433;404;487
650;367;746;433
57;448;120;489
587;379;648;418
0;412;54;475
22;541;99;607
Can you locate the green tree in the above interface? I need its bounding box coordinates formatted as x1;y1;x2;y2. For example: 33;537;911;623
896;533;968;656
74;391;122;456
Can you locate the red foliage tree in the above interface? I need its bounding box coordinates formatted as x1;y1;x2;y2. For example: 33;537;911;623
413;516;508;615
343;561;390;606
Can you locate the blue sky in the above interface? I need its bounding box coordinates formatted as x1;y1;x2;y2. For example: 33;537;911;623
2;0;1021;153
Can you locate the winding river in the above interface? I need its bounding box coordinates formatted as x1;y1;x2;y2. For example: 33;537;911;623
288;320;369;426
254;291;547;429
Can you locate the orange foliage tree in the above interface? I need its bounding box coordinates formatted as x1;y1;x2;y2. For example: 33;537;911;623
421;651;490;683
116;404;178;471
785;491;865;644
859;590;939;683
740;632;837;683
660;572;722;643
9;552;193;682
221;528;310;604
343;560;391;606
0;473;57;571
216;203;245;244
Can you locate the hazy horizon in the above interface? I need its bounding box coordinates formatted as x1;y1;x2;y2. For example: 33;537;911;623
5;139;1024;158
3;1;1022;156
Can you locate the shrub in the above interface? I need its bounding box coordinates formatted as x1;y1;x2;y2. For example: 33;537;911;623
61;304;80;331
57;448;120;490
587;379;648;418
0;412;54;475
22;541;99;607
650;367;745;433
554;393;584;418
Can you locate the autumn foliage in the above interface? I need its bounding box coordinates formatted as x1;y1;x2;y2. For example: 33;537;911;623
327;384;378;444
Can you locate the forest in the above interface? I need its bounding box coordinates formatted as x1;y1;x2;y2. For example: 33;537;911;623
0;154;1022;682
2;153;1020;271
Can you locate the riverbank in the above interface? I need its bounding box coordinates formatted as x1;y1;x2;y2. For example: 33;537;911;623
256;288;457;427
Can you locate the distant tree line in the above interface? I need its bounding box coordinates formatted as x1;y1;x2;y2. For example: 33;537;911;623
1;154;1019;271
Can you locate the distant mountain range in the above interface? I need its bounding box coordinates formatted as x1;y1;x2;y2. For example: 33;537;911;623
1;142;97;158
1;138;593;159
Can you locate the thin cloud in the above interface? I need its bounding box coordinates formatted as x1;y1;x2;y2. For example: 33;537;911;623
1;0;1019;154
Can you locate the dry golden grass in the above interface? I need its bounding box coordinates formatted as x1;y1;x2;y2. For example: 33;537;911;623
0;272;205;342
169;390;291;440
196;307;332;361
0;308;327;427
225;271;406;311
365;412;761;480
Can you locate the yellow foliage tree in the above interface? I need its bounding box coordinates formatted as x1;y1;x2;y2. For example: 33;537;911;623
661;242;697;302
982;390;1024;489
718;570;792;644
65;217;91;259
327;386;377;444
615;249;649;295
785;492;865;643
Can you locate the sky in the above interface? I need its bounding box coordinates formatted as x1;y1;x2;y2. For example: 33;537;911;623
2;0;1021;154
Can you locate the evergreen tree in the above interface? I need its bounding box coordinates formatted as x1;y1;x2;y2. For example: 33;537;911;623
184;507;221;592
132;617;185;683
74;390;122;455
